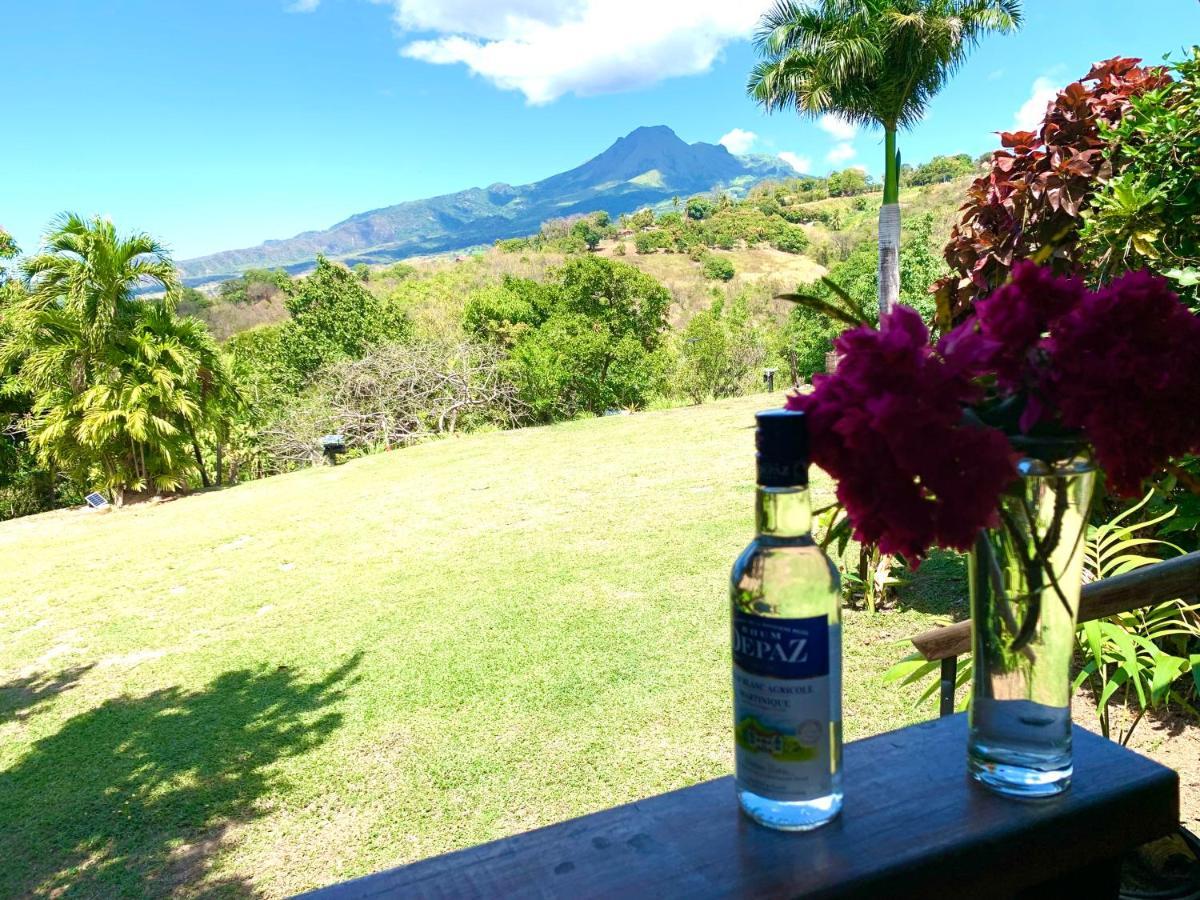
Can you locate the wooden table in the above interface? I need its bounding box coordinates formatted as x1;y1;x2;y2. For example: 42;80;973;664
300;714;1178;899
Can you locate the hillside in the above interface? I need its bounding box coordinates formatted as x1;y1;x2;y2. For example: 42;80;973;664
0;394;952;897
189;175;975;343
179;126;796;282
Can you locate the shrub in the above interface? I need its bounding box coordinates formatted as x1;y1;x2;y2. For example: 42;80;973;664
464;256;671;419
702;254;735;281
612;242;627;256
675;295;764;403
909;153;975;186
686;196;716;220
770;224;809;255
353;263;371;282
634;230;672;254
935;57;1170;324
1079;47;1200;305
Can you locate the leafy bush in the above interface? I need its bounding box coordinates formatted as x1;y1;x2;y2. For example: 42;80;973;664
686;196;715;220
464;256;671;419
1076;493;1199;744
701;254;735;281
675;296;764;403
936;57;1170;324
634;230;670;254
1079;47;1200;305
770;223;809;254
908;153;975;186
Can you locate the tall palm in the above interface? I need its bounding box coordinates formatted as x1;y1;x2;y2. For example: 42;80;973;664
20;213;178;357
3;214;235;502
749;0;1022;317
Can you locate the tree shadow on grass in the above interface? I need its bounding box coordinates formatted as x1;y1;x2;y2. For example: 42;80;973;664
0;663;97;724
0;654;361;898
894;549;969;619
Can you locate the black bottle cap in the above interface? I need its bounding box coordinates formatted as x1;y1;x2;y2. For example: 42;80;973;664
755;409;809;487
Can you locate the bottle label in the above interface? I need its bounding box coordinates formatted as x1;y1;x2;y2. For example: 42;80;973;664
732;611;835;802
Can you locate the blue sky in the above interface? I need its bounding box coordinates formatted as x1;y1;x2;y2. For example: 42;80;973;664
5;0;1197;260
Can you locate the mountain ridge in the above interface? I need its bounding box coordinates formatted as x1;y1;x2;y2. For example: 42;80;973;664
179;126;798;281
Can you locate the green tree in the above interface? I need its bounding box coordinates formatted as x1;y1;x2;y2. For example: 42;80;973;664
677;295;764;403
629;208;656;230
282;255;399;379
749;0;1021;316
910;152;975;185
571;218;603;251
465;257;671;419
2;214;237;503
827;167;872;197
686;196;716;220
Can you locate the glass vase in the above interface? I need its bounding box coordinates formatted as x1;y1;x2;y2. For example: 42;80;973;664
967;454;1096;798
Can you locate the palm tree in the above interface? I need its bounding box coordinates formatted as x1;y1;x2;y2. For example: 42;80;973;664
749;0;1022;316
3;214;236;503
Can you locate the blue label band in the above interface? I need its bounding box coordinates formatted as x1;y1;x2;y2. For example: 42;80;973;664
732;610;829;679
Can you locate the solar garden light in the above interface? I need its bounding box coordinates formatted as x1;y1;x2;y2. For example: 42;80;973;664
319;434;346;465
763;368;778;393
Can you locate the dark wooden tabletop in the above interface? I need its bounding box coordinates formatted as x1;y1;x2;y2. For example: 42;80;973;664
299;714;1178;900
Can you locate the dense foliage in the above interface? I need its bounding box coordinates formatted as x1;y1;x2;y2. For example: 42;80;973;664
675;295;764;403
464;256;671;419
904;153;975;186
1079;47;1200;305
0;215;238;504
935;56;1171;323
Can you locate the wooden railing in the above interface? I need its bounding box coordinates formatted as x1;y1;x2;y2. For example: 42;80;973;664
302;715;1178;899
908;550;1200;715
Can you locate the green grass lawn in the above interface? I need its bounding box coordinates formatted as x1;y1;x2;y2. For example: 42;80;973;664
0;394;955;898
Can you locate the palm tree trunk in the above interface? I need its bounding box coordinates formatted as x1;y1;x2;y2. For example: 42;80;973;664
191;437;211;488
878;128;901;318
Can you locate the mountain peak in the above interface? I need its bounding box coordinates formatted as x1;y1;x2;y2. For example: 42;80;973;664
622;124;681;140
179;125;796;281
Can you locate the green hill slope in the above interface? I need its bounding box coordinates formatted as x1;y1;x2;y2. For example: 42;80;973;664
0;395;947;897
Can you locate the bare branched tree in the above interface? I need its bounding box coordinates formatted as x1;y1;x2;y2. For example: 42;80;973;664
259;341;526;471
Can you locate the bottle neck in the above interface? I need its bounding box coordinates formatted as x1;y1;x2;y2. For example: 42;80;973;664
755;485;812;540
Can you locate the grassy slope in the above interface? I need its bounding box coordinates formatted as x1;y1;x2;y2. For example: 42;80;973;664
0;395;951;898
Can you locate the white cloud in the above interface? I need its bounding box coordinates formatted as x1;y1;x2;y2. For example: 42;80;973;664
718;128;757;155
389;1;768;104
987;68;1005;81
826;142;856;165
1013;75;1060;131
850;163;869;173
288;0;321;11
778;152;812;174
818;113;857;141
